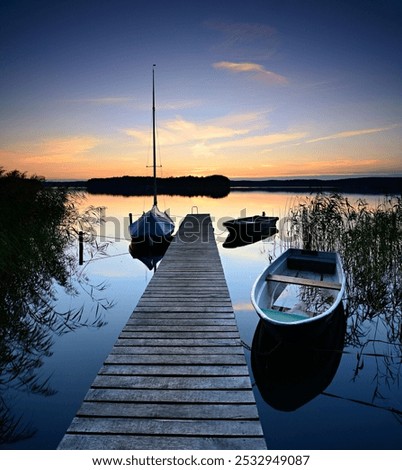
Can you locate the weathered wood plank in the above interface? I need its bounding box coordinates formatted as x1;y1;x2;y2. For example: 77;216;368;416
134;306;234;313
66;417;264;437
114;338;241;347
104;354;246;365
91;375;252;390
127;315;236;327
136;300;233;307
77;402;259;419
98;364;250;376
110;346;245;355
83;388;257;404
267;273;342;290
119;331;240;339
58;434;266;450
122;325;239;332
130;312;235;319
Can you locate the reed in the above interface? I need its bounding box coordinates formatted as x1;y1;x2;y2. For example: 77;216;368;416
288;193;402;340
0;171;114;443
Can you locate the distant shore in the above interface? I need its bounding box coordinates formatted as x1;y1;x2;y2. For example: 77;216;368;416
230;176;402;195
44;175;402;196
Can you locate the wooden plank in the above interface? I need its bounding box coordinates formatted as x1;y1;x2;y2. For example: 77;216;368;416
83;388;258;404
58;214;265;450
58;434;266;450
98;364;250;376
66;416;264;437
135;302;234;309
114;338;241;347
77;402;259;419
91;375;252;390
110;346;245;355
125;319;238;326
131;311;235;318
118;331;240;339
267;273;342;290
121;325;239;332
104;354;246;365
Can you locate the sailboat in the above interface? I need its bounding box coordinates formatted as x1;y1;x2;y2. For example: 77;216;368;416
129;65;175;245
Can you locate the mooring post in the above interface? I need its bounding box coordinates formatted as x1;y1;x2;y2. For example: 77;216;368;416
79;231;84;266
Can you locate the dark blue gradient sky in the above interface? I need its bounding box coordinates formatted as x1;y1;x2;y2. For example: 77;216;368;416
1;0;401;179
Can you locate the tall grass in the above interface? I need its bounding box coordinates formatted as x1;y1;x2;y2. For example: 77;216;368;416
288;193;402;342
0;171;113;443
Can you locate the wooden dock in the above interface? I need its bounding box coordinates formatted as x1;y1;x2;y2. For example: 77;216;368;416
58;214;266;450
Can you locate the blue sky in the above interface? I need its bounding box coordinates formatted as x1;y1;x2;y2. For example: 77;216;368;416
1;0;401;179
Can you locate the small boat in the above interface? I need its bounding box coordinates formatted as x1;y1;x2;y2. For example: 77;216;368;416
223;214;278;245
129;65;175;245
251;248;346;338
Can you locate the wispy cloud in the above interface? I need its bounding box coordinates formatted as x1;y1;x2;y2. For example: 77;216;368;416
6;136;101;166
213;61;288;85
205;20;277;60
206;20;276;46
124;112;262;147
210;131;306;150
125;112;305;165
36;136;99;160
290;158;402;176
156;99;203;111
306;125;399;143
66;97;201;111
67;97;136;105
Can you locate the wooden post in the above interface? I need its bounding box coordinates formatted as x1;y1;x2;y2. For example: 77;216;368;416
79;231;84;266
129;213;133;225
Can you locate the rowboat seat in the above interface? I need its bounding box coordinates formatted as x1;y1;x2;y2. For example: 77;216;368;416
266;273;342;290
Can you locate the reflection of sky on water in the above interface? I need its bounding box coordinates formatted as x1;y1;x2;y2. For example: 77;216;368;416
1;191;401;449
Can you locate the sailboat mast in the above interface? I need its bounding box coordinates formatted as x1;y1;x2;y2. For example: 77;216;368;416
152;64;157;207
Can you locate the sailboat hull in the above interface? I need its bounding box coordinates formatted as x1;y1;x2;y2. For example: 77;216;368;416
129;205;174;243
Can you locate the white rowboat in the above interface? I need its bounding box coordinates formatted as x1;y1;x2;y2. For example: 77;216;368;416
251;248;346;337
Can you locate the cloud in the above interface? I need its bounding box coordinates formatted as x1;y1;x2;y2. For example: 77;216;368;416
205;20;277;60
306;125;399;143
124;113;305;163
206;20;276;45
124;113;261;147
293;158;402;177
66;97;201;111
213;61;288;85
4;136;100;167
66;97;136;106
210;131;306;150
36;136;99;160
157;99;203;111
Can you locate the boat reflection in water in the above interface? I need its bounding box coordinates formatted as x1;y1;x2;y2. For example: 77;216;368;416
129;237;172;271
251;306;346;411
223;228;278;249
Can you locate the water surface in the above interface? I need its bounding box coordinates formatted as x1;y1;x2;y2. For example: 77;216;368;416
1;191;400;449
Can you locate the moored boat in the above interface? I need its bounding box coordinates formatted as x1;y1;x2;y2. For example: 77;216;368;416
223;214;278;245
129;65;175;245
251;248;346;339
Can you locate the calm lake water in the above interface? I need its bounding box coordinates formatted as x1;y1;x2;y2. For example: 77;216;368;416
1;191;401;450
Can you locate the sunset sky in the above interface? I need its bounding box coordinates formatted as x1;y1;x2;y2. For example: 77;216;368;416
1;0;401;180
